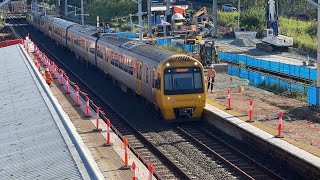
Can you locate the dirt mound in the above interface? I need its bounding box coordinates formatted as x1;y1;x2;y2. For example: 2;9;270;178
230;38;256;47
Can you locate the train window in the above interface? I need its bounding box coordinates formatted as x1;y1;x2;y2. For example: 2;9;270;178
155;76;161;90
97;50;103;59
146;67;149;84
67;34;71;41
128;67;133;75
89;48;95;54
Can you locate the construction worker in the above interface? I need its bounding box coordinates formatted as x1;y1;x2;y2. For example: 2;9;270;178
43;68;53;86
207;65;216;93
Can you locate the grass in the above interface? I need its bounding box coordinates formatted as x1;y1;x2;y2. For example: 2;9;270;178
217;11;317;53
217;11;239;28
278;17;317;53
157;45;186;54
258;80;307;101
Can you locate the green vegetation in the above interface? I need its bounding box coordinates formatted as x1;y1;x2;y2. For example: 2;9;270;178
278;17;317;53
86;0;136;23
258;81;307;101
157;45;186;54
239;61;246;68
218;7;317;53
239;6;266;31
217;11;238;28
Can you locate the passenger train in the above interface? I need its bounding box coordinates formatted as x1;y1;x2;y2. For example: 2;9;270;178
26;13;206;121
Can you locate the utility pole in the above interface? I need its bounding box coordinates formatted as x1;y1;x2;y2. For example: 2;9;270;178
147;0;152;37
64;0;67;17
237;0;240;31
306;0;320;105
81;0;84;25
138;0;142;42
164;0;170;38
212;0;218;37
318;0;320;105
129;14;133;32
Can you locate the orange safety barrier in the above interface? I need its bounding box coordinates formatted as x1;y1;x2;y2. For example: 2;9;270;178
246;100;254;123
132;162;137;180
93;107;102;132
65;76;71;94
104;119;113;146
148;163;154;180
226;89;233;110
85;96;92;118
276;112;284;138
75;86;80;107
123;137;130;168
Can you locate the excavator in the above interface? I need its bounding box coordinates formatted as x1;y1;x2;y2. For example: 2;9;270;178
191;7;209;28
256;0;293;51
184;7;209;45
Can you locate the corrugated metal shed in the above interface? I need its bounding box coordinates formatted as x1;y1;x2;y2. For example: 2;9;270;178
0;45;85;179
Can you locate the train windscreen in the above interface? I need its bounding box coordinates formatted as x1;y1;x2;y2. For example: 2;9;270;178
164;67;203;95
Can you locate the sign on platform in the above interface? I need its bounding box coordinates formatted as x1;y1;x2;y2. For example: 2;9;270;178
28;42;35;53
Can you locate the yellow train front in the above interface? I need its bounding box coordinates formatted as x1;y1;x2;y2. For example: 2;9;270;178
154;55;206;121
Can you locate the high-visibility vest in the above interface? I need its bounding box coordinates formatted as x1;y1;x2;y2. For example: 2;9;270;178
44;72;53;84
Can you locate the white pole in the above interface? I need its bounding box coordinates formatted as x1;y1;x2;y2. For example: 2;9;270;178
212;0;218;37
317;0;320;105
64;0;67;16
130;14;133;32
138;0;142;42
81;0;84;25
238;0;240;31
147;0;152;37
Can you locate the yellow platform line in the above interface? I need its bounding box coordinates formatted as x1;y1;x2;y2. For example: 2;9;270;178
206;99;320;157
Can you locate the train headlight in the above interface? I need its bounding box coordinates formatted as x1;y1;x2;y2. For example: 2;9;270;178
194;62;198;66
198;95;201;98
166;63;170;67
167;97;171;100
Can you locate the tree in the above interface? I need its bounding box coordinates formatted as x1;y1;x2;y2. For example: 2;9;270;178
240;6;266;31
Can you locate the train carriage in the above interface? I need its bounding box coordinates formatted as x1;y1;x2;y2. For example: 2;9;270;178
28;13;206;121
39;15;55;38
67;25;97;61
51;18;76;46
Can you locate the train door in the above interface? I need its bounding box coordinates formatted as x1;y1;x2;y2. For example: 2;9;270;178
135;61;143;95
104;48;110;74
151;67;156;103
143;65;153;101
84;39;88;60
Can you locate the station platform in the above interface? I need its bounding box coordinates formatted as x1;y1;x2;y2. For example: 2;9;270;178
0;44;103;179
204;98;320;178
23;39;155;179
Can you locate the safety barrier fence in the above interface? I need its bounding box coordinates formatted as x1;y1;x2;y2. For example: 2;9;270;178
219;52;317;81
228;65;319;106
23;37;160;180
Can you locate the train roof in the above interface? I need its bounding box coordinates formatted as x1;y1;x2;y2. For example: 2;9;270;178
69;25;99;37
99;35;177;63
51;18;77;28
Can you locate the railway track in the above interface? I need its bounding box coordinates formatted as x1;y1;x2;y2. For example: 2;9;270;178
6;14;302;180
177;125;284;180
6;14;187;180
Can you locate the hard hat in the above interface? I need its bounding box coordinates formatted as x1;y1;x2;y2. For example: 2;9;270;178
45;68;49;72
210;64;214;69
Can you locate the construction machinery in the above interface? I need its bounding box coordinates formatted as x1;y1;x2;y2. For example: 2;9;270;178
256;0;293;51
171;6;196;34
191;7;209;28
